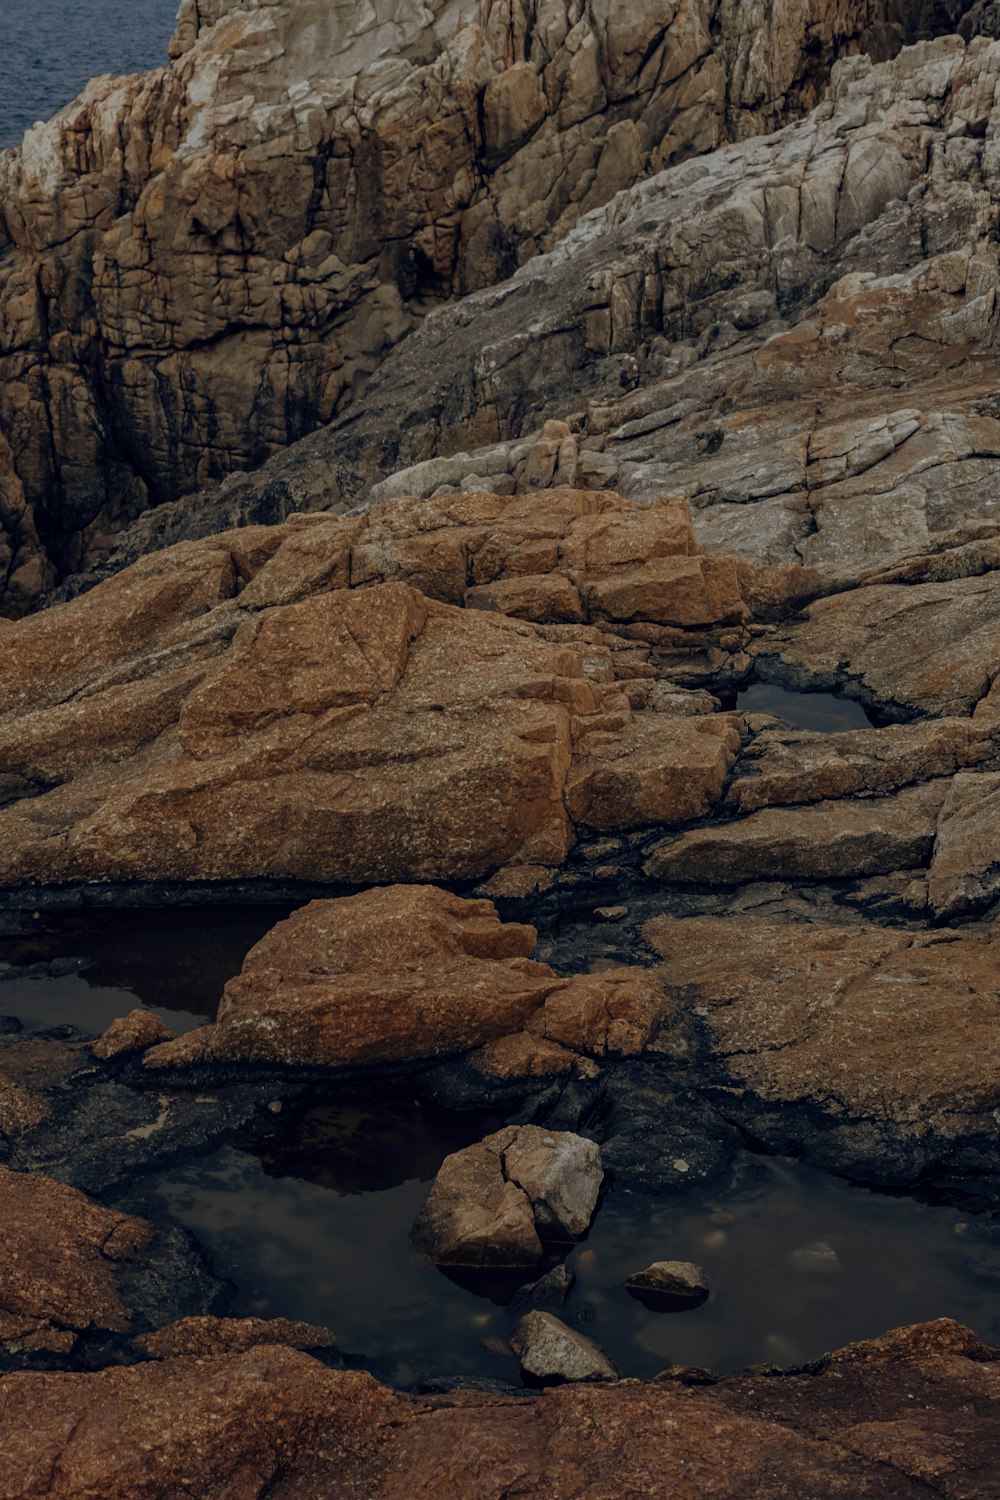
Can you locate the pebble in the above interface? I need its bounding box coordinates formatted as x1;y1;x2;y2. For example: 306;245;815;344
594;905;629;922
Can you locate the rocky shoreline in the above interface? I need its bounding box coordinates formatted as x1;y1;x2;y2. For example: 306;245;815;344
4;1;1000;1495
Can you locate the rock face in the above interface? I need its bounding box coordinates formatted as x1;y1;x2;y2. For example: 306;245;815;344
0;1321;997;1497
0;1167;216;1365
0;1;969;609
0;490;747;893
411;1125;603;1267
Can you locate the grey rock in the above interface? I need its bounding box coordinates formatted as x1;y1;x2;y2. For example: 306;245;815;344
511;1311;618;1383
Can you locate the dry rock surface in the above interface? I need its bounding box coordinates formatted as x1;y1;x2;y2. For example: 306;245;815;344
0;1321;997;1497
0;0;976;608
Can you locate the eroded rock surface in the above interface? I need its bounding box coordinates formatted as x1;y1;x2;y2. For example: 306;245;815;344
2;0;960;609
0;1321;997;1497
0;490;747;892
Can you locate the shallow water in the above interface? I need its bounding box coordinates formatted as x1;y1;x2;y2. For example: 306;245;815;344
0;0;177;150
0;905;292;1034
134;1098;1000;1389
735;682;874;732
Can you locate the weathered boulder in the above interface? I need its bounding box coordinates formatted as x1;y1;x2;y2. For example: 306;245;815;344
411;1125;603;1267
145;885;675;1074
146;886;556;1072
511;1311;618;1383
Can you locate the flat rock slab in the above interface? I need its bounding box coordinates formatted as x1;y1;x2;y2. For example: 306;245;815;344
645;782;947;885
646;913;1000;1176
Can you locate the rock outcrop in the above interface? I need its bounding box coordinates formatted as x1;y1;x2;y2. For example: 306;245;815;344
0;4;990;609
0;1321;997;1497
0;1167;217;1366
0;490;747;893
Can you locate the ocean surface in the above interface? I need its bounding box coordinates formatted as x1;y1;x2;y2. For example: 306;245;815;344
0;0;178;150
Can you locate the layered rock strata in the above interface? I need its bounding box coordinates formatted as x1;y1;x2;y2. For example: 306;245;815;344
0;4;990;608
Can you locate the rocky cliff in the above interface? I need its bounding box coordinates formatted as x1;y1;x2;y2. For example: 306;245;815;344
0;0;992;610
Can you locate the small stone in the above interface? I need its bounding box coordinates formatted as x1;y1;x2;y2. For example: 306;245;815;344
510;1311;618;1383
594;905;628;922
672;1158;690;1173
626;1261;711;1310
92;1010;173;1060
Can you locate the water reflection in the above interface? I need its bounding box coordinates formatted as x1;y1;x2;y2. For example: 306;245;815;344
132;1104;1000;1389
735;682;875;732
0;906;291;1034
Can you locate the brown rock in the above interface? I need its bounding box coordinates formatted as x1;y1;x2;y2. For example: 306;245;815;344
645;782;947;885
411;1125;603;1268
92;1010;174;1060
0;1321;997;1496
134;1315;336;1360
0;1167;153;1356
0;1077;49;1136
645;913;1000;1146
0;494;745;892
146;886;556;1072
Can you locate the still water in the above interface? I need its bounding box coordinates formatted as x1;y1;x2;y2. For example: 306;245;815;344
0;0;178;149
137;1104;1000;1389
3;910;999;1389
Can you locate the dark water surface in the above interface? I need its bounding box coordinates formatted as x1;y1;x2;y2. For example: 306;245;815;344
735;682;875;731
0;0;177;149
137;1100;1000;1390
0;905;293;1033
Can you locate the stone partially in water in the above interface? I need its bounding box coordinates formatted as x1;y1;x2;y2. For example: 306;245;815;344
412;1126;603;1269
511;1311;618;1384
92;1009;173;1060
134;1316;337;1360
626;1260;711;1310
0;1166;216;1364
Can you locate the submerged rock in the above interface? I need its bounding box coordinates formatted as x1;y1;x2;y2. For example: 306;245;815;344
510;1311;618;1384
411;1126;602;1269
626;1261;711;1310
